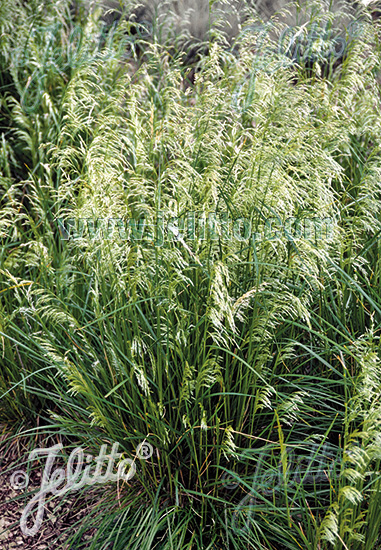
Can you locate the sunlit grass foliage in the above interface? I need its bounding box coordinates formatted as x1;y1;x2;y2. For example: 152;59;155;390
0;0;381;548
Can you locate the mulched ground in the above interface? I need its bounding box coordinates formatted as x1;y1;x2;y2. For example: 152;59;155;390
0;428;116;549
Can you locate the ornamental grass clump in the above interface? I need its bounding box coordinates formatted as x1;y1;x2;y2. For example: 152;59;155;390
0;0;381;548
